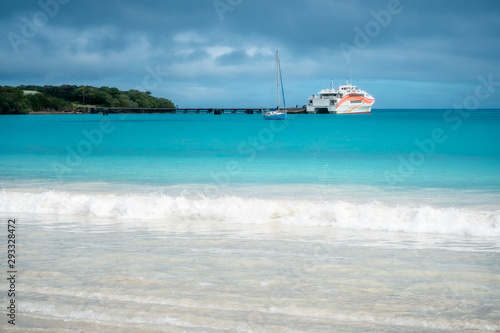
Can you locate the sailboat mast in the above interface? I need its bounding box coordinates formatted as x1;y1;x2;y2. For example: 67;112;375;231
276;50;280;110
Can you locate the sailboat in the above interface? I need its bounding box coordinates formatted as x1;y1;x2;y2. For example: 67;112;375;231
263;50;287;120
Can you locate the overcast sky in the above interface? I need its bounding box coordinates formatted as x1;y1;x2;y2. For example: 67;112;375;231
1;0;500;108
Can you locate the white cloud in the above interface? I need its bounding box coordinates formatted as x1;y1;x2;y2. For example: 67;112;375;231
205;46;234;58
244;46;273;57
173;31;206;44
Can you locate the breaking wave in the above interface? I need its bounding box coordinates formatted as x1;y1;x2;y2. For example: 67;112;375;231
1;190;499;237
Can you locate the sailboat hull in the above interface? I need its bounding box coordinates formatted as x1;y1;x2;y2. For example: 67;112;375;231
264;111;287;120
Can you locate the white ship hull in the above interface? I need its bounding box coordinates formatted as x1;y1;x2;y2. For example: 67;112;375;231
334;93;374;114
336;105;373;114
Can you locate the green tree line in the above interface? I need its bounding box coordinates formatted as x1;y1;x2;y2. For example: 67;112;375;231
0;85;175;114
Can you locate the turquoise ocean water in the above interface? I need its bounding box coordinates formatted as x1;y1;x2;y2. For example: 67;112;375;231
2;110;500;193
1;110;499;331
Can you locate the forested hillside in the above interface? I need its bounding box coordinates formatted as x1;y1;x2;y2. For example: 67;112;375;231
0;85;175;113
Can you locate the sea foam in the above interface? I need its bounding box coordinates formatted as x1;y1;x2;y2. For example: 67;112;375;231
1;190;498;237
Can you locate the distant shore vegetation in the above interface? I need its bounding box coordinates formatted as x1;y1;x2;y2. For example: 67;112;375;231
0;85;175;114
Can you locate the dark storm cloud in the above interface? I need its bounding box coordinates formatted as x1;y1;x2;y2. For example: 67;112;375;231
1;0;499;108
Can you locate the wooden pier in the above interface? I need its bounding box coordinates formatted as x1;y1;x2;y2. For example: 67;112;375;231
89;107;306;115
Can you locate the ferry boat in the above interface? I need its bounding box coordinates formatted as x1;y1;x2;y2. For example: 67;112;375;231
306;80;375;114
